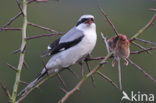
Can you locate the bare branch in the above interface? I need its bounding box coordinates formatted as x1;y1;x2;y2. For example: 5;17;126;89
0;12;22;32
130;47;156;54
20;81;29;85
127;58;156;82
135;38;156;46
130;14;156;40
28;22;59;33
0;27;21;31
65;68;79;79
131;41;151;54
57;73;67;90
98;6;119;36
96;71;119;89
86;56;105;61
27;0;48;5
16;0;24;15
26;33;61;40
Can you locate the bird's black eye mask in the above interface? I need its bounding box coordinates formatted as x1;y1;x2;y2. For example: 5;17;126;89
76;18;94;27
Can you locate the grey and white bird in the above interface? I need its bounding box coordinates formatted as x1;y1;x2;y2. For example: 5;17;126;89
18;14;97;96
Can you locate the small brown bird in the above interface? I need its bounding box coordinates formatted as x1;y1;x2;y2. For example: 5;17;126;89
107;34;130;67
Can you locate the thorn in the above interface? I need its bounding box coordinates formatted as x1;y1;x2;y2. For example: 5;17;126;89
60;86;68;94
12;48;21;54
23;60;29;69
96;71;119;90
20;81;29;85
65;68;79;79
0;81;11;99
7;63;17;72
57;73;67;90
16;0;24;16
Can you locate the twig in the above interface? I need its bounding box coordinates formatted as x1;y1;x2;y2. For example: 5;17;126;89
130;47;156;54
101;32;110;54
86;56;105;61
28;22;58;33
27;0;48;5
26;33;61;40
117;58;122;91
96;71;119;89
131;41;151;54
57;73;67;90
11;0;28;102
59;53;112;103
127;58;156;82
65;68;79;79
135;38;156;46
98;6;119;36
0;0;47;32
130;14;156;40
7;63;17;72
0;81;11;100
0;27;21;31
0;12;22;32
16;0;24;15
20;81;29;85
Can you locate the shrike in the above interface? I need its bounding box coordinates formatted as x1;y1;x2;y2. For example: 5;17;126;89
19;14;97;96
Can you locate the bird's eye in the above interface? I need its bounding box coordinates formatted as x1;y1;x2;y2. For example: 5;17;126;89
91;18;94;22
81;18;87;23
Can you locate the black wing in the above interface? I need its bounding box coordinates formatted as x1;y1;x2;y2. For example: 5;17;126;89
40;35;84;57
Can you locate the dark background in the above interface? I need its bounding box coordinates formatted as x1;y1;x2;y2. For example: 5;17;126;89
0;0;156;103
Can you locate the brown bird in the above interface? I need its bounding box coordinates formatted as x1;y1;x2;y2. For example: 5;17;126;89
107;34;130;67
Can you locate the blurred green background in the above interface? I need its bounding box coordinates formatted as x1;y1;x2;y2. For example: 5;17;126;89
0;0;156;103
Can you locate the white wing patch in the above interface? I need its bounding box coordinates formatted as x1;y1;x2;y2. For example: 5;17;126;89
59;48;65;51
48;46;51;50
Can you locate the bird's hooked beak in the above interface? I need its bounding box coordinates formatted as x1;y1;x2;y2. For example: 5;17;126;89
85;19;93;25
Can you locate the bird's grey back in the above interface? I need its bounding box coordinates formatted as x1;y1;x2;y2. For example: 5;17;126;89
59;27;84;43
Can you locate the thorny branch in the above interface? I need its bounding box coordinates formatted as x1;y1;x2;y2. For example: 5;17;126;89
135;38;156;46
0;0;49;32
131;47;156;54
11;0;28;102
